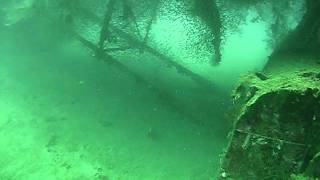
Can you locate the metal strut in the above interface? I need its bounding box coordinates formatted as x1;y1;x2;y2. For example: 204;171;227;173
73;32;206;125
79;6;216;91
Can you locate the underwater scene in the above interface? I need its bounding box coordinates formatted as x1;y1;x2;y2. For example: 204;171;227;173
0;0;319;179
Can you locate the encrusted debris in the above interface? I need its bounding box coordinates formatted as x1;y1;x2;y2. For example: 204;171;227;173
219;69;320;179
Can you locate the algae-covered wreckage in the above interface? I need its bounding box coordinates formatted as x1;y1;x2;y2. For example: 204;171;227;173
1;0;320;179
218;0;320;178
220;68;320;179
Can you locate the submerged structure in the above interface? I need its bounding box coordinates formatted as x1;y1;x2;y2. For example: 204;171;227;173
220;67;320;179
0;0;319;179
218;0;320;178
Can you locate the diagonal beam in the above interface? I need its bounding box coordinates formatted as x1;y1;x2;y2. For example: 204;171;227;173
141;0;161;53
40;7;217;125
98;0;116;50
73;32;205;125
79;7;216;91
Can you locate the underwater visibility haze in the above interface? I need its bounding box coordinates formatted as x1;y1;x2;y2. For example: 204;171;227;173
0;0;319;179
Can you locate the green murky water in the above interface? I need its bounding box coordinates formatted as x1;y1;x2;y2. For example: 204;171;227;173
0;0;306;179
